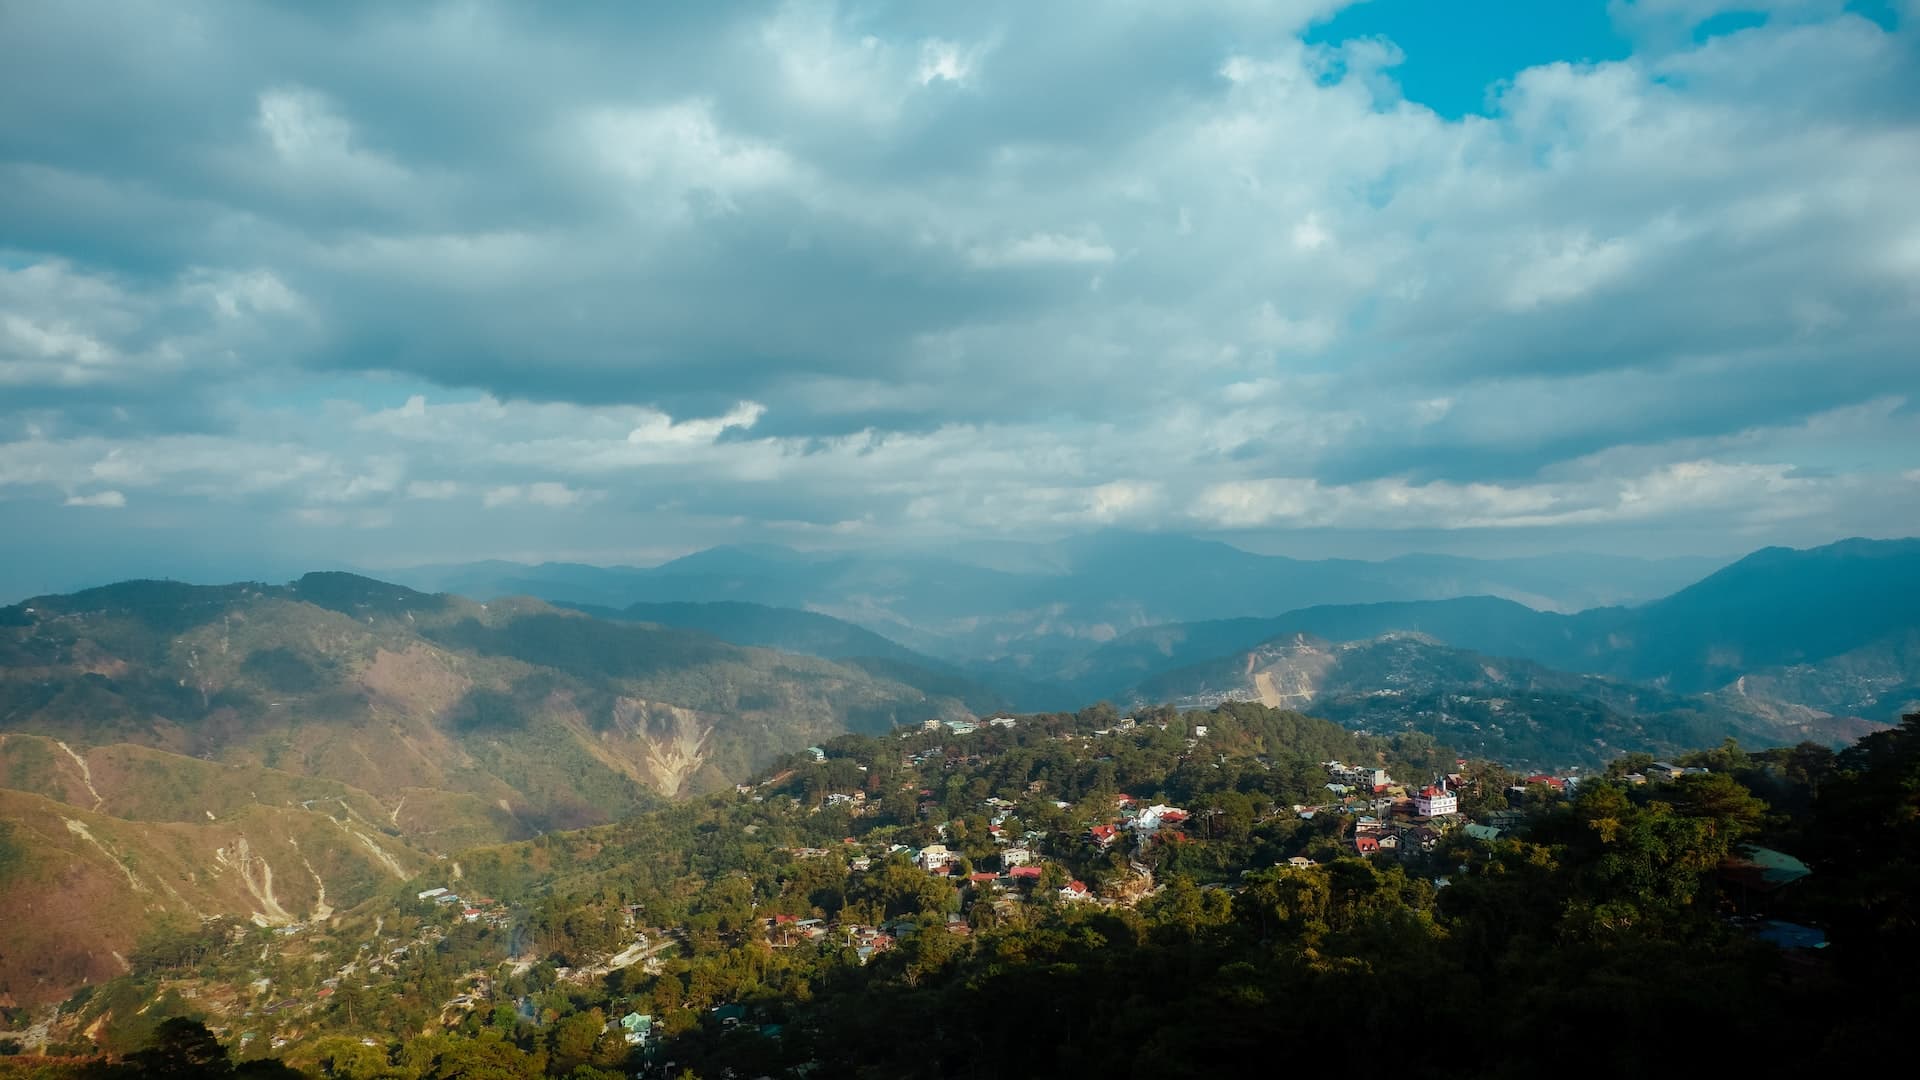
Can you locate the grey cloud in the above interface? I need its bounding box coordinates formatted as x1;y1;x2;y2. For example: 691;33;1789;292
0;0;1916;573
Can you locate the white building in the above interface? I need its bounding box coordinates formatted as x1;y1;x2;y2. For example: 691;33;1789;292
1414;781;1459;818
916;844;953;872
1133;804;1188;833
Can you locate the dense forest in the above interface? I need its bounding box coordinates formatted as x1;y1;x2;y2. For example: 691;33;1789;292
5;704;1916;1077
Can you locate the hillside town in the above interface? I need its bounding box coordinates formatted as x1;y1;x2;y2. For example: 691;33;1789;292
5;700;1769;1079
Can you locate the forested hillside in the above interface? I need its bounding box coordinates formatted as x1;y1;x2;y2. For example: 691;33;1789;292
1076;538;1920;745
1133;633;1883;766
12;705;1916;1076
0;574;978;1005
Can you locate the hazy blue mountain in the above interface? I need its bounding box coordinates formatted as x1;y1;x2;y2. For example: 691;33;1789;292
1127;632;1884;767
565;598;1018;715
1598;538;1920;690
383;532;1727;665
567;599;924;662
1061;596;1575;704
1100;537;1920;728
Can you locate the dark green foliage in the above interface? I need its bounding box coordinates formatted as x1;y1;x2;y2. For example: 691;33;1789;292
426;614;738;682
121;1018;229;1077
238;648;328;693
593;600;923;664
289;572;447;619
0;821;23;883
47;707;1920;1078
449;687;529;733
1807;713;1920;986
20;581;257;640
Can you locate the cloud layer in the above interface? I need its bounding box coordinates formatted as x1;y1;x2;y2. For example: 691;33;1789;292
2;0;1917;587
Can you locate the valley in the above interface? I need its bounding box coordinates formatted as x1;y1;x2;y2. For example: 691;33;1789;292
1;536;1916;1028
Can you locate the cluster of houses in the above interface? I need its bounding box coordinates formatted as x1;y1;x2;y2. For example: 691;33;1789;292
766;916;911;962
1351;813;1448;856
415;886;510;927
1302;768;1471;858
1620;761;1711;785
1324;760;1394;794
1088;794;1191;851
908;715;1020;739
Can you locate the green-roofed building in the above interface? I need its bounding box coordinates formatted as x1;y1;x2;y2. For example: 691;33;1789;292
1721;844;1812;912
1727;844;1811;889
618;1012;654;1045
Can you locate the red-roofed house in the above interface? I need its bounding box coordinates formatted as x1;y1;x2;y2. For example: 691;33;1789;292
1354;835;1381;856
1009;865;1043;881
1059;880;1089;901
1090;824;1119;847
1415;781;1458;817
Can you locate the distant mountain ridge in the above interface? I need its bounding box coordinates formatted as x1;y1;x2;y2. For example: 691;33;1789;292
1109;539;1920;756
1129;631;1883;767
562;599;1013;715
565;599;925;664
384;533;1725;675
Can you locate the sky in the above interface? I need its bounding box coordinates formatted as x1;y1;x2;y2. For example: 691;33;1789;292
2;0;1918;597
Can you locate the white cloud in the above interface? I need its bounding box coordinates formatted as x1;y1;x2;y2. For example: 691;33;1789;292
1249;303;1336;351
0;259;310;389
627;402;765;446
0;2;1915;565
1501;229;1645;310
405;479;460;500
1183;460;1838;532
482;482;600;509
580;101;799;215
292;506;393;528
968;232;1117;268
254;86;413;197
63;489;125;508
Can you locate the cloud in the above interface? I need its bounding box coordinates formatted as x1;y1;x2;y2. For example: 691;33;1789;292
0;0;1914;575
967;232;1117;268
579;101;800;215
481;482;600;510
63;490;125;508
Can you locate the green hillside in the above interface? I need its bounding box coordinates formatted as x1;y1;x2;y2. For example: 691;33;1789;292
0;574;982;1004
1132;633;1884;768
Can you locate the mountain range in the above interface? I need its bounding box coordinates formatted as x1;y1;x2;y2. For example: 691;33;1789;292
3;536;1918;1004
384;534;1726;670
1089;538;1920;706
408;537;1920;730
0;574;978;1001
